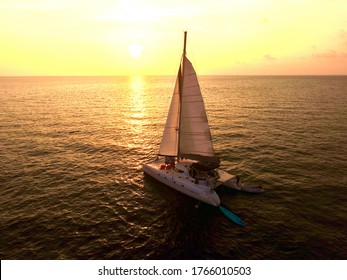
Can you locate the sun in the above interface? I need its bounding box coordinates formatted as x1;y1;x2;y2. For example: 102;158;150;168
128;43;143;58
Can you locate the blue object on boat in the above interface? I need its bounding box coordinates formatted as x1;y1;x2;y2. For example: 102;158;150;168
219;205;245;227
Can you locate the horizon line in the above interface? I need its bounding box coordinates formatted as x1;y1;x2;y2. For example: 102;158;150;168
1;74;346;77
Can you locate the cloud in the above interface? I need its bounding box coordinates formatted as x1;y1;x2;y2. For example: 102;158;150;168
312;50;347;61
338;30;347;48
263;54;277;61
0;0;63;11
339;29;347;39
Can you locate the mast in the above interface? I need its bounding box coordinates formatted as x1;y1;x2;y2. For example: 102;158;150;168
177;31;187;160
158;32;186;158
183;31;187;56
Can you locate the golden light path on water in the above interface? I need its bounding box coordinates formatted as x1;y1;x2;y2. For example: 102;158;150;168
0;76;346;259
127;76;151;152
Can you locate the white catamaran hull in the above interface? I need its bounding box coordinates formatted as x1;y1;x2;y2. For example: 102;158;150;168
222;177;265;193
143;159;237;206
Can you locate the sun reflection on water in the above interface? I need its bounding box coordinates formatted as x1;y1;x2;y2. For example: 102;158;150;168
126;75;151;151
129;75;145;121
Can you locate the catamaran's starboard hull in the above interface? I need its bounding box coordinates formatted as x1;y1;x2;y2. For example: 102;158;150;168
223;178;264;193
143;160;221;206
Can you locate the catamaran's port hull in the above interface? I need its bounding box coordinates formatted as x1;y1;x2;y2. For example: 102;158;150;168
143;160;221;206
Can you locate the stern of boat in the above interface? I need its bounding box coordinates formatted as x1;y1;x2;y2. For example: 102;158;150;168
205;191;220;206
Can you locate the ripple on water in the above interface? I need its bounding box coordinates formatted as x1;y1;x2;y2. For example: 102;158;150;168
1;76;346;259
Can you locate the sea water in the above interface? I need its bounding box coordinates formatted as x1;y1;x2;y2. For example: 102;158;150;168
0;76;346;259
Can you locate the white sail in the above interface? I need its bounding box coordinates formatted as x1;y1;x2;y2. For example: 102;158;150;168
159;37;218;165
158;67;181;156
179;56;216;160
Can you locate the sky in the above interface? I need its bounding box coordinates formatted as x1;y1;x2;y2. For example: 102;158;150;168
1;0;347;76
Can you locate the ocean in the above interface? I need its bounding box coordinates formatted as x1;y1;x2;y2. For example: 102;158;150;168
0;75;346;259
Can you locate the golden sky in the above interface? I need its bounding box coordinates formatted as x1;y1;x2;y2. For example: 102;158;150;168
1;0;346;75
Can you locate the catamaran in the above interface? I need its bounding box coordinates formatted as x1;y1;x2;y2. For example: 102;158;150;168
143;32;262;223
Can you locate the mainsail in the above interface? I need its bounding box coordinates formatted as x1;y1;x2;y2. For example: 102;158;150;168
159;33;219;167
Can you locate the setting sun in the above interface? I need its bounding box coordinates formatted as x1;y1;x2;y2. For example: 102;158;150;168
128;44;144;58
